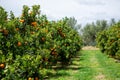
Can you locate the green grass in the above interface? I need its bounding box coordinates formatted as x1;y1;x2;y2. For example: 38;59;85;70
46;50;120;80
95;51;120;80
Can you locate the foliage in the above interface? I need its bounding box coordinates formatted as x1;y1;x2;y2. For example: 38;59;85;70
0;5;82;79
0;6;7;25
96;22;120;58
81;20;110;46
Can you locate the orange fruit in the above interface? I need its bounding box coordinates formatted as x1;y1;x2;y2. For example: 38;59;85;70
17;42;22;46
31;22;37;26
28;77;32;80
16;28;19;31
41;37;45;41
19;19;24;23
3;29;8;36
31;31;35;34
0;63;5;69
34;77;39;80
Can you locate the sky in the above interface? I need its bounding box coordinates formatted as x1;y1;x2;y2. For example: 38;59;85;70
0;0;120;26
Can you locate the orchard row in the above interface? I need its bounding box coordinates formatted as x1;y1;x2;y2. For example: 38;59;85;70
0;5;82;80
96;22;120;59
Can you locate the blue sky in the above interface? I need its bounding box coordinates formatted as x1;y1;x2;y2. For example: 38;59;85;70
0;0;120;26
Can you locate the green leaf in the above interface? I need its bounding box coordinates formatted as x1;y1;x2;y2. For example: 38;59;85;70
6;41;11;47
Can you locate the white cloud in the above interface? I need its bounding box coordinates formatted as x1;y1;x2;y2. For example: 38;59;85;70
74;0;105;6
0;0;120;26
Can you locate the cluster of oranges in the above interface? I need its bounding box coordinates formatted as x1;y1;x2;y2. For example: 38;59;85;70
58;28;65;38
0;29;9;36
19;19;37;27
28;77;39;80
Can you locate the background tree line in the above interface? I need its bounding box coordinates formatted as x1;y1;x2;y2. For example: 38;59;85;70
81;19;120;46
63;17;119;46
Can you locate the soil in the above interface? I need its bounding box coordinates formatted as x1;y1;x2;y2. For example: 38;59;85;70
82;46;99;50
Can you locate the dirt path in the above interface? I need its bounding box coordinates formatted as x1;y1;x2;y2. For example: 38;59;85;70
82;46;99;50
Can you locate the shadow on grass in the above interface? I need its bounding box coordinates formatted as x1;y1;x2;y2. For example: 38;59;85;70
52;65;82;70
45;66;91;80
71;57;84;62
45;71;70;80
45;53;88;80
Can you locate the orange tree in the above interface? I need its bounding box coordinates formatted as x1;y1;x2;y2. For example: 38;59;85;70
49;18;82;65
0;5;50;79
96;22;120;58
0;5;82;79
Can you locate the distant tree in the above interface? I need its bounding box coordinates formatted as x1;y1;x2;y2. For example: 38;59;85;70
9;11;15;20
81;20;109;46
65;17;82;34
76;24;82;34
96;20;108;31
0;6;8;25
66;17;77;29
110;18;116;26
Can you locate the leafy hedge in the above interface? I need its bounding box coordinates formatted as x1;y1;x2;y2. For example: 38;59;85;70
96;22;120;58
0;5;82;79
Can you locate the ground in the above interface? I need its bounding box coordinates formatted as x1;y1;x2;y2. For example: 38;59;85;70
82;46;99;50
47;46;120;80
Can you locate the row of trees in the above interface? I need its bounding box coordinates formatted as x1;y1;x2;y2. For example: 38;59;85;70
96;22;120;59
81;19;119;46
62;17;119;47
0;5;82;80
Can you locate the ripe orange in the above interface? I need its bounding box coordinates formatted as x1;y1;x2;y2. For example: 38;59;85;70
31;31;35;34
19;19;24;23
3;29;8;36
28;77;32;80
16;28;19;31
31;22;37;26
17;42;22;46
0;63;5;69
41;37;45;41
34;77;39;80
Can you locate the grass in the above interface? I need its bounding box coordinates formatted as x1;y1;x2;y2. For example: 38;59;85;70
95;51;120;80
46;50;120;80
